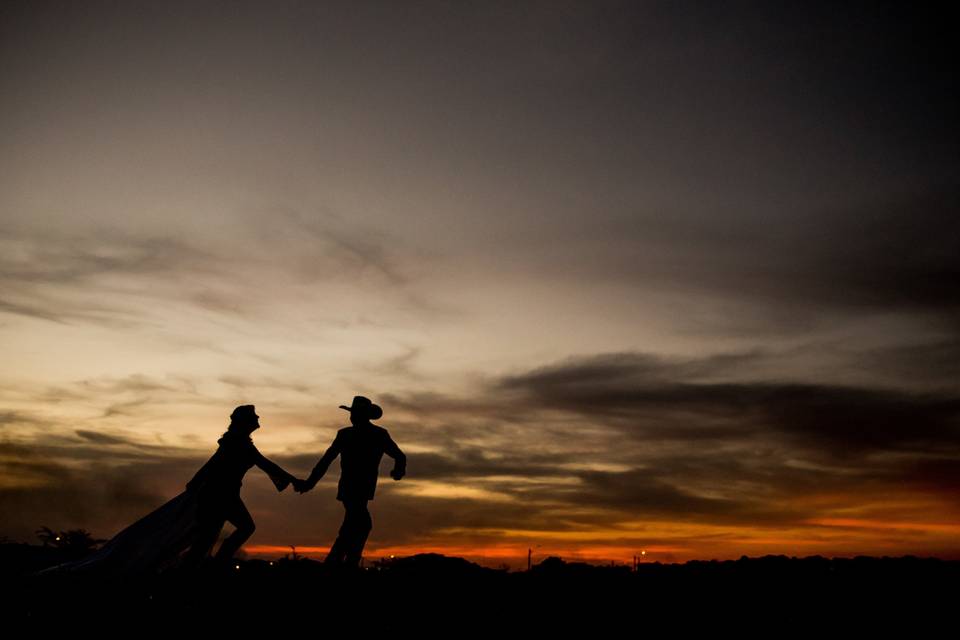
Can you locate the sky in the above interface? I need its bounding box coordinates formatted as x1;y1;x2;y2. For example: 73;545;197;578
1;1;958;567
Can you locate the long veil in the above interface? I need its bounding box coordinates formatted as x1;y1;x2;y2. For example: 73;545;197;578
36;433;291;577
38;487;206;577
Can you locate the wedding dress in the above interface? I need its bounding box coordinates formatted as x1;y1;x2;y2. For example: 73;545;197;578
38;431;293;577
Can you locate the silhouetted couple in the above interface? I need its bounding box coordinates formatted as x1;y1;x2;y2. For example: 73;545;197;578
186;396;407;567
187;396;405;569
43;396;405;576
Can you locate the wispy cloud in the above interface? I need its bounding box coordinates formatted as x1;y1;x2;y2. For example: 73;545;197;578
0;210;445;330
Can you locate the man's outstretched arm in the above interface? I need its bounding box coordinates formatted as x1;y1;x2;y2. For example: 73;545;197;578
385;433;406;480
300;434;342;492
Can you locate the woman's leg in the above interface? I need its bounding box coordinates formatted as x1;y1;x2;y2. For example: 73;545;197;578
214;497;256;563
183;493;227;567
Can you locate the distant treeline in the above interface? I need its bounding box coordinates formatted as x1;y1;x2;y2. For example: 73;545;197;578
3;544;956;630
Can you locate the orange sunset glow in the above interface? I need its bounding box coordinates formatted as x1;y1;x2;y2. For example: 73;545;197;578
2;1;959;570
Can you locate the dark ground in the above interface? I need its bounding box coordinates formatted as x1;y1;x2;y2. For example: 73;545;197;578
1;544;956;632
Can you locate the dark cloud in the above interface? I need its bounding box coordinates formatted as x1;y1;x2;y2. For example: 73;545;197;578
733;191;960;319
857;339;960;391
525;189;960;336
0;442;192;542
495;351;960;456
74;430;133;445
354;348;960;536
364;450;595;483
566;466;808;526
901;457;960;499
749;385;960;454
0;409;58;429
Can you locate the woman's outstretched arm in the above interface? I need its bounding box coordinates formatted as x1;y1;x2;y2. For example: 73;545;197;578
253;447;297;491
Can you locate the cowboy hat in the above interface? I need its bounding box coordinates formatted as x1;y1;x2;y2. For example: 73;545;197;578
339;396;383;420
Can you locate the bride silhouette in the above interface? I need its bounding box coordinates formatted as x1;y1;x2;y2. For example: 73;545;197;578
42;405;295;576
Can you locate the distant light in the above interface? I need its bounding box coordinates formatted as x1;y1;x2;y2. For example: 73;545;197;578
235;564;240;570
55;536;61;542
641;550;647;556
390;555;395;559
269;561;274;566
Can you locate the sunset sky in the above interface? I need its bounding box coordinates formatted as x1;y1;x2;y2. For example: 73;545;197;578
1;2;958;567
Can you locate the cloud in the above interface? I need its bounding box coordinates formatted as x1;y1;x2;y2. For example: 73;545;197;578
3;349;960;557
514;189;960;335
901;457;960;499
495;351;960;456
0;210;443;329
353;348;960;540
0;374;215;442
857;339;960;391
0;409;59;430
272;208;413;287
0;226;223;326
74;429;134;445
218;375;315;396
0;440;199;542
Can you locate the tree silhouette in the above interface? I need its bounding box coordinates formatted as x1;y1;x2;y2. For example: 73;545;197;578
35;526;105;556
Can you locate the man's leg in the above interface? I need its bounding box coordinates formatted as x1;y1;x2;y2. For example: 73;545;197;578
342;499;371;568
325;501;350;565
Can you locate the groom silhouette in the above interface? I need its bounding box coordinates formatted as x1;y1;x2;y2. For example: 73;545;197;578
295;396;406;567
